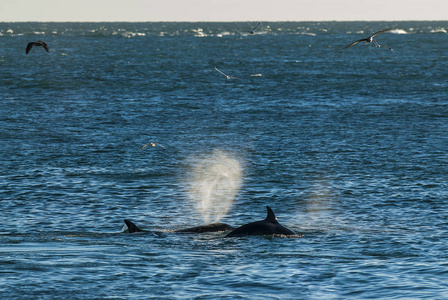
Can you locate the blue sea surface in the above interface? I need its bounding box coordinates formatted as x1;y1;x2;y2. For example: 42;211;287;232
1;22;448;299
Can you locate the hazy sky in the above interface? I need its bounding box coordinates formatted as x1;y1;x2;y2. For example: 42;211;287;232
1;0;447;22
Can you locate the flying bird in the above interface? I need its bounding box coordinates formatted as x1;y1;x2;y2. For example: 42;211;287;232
214;67;241;79
26;41;50;55
249;22;261;34
140;142;166;151
344;29;393;51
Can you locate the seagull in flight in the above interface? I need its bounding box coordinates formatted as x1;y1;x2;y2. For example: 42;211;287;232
140;142;166;151
214;67;241;79
344;29;394;51
249;22;261;34
26;41;50;55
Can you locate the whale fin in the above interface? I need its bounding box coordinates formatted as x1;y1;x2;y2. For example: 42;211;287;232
265;206;278;223
124;219;143;233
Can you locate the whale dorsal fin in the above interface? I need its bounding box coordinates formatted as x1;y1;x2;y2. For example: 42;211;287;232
265;206;278;223
124;219;143;233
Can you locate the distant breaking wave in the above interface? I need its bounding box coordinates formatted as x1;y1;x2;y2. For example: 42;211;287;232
390;29;408;34
0;22;447;37
430;28;447;33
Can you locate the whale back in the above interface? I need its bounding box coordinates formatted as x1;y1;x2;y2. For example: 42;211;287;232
226;206;294;237
175;223;235;233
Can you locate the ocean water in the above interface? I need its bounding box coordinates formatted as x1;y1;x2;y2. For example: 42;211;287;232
1;21;448;299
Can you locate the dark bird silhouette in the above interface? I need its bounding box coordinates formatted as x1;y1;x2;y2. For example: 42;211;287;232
344;29;393;51
249;22;261;34
26;41;50;55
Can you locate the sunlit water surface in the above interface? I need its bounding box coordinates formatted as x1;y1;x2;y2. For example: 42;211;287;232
1;22;448;299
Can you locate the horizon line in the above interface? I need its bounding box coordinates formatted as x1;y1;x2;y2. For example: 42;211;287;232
1;19;448;23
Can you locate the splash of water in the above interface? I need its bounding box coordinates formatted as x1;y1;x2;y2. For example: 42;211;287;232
187;150;243;224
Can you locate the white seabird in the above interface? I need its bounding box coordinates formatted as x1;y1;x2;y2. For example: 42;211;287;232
140;142;166;151
214;67;241;79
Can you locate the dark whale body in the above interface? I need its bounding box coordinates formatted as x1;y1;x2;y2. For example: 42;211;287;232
123;220;234;234
123;206;294;237
175;223;234;233
226;206;295;237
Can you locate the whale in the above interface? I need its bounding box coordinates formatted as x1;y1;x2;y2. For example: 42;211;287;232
226;206;295;237
175;223;234;233
123;219;234;234
123;219;145;233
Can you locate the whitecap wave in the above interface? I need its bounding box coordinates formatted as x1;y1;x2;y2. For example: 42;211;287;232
216;31;232;37
430;28;447;33
390;29;408;34
298;32;317;36
192;28;207;37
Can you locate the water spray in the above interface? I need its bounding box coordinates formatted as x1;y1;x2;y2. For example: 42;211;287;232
187;149;243;224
